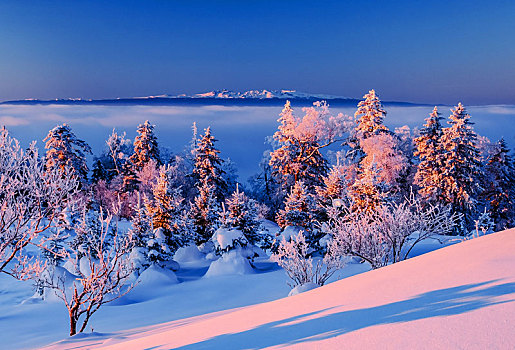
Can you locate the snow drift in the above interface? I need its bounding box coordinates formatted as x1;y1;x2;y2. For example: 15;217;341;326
43;229;515;349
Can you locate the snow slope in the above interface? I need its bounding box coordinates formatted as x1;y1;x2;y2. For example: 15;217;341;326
43;229;515;349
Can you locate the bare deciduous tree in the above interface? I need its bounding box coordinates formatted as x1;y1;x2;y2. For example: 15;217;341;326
40;209;135;336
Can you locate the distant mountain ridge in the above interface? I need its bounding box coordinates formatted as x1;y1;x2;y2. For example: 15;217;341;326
0;89;423;107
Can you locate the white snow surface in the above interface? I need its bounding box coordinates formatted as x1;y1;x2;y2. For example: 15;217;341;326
204;249;255;277
36;228;515;350
212;227;247;250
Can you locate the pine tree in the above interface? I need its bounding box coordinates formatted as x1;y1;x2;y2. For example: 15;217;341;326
349;160;388;215
414;107;445;203
129;120;161;173
269;101;329;193
354;90;389;140
192;127;227;200
221;185;262;245
145;165;186;253
44;123;92;186
130;193;152;248
190;178;220;244
439;103;483;229
276;181;316;232
482;138;515;230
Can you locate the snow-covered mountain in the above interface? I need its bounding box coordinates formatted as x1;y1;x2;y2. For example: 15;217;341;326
170;89;347;100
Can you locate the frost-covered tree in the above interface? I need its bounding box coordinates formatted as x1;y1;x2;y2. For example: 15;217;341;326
414;106;445;203
439;103;483;229
328;195;457;269
190;178;219;244
359;133;409;195
349;160;388;214
129;120;161;173
44;124;92;186
145;165;188;253
192;127;227;200
220;185;263;245
272;231;344;288
129;193;152;248
482;138;515;230
269;101;349;193
354;89;389;140
106;129;133;176
38;211;134;336
0;129;79;279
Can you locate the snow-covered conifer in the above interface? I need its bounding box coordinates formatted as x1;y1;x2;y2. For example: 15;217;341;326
354;89;389;140
129;120;161;173
439;103;483;229
192;127;227;200
221;185;263;245
349;159;388;214
276;182;317;239
44;124;92;186
482;138;515;230
190;178;219;244
414;106;445;203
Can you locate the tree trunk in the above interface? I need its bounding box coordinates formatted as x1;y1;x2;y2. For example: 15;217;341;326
69;314;77;336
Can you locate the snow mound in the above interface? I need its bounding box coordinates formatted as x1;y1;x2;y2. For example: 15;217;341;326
288;282;320;297
212;228;248;251
136;265;178;287
204;249;254;277
280;225;304;241
174;244;205;263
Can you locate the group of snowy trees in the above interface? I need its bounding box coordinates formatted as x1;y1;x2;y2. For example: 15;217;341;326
1;89;514;332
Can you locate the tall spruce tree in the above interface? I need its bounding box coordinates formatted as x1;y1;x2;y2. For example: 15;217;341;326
44;124;92;186
129;120;161;173
439;103;483;229
192;127;227;200
354;89;389;141
190;177;219;244
414;106;445;203
482;138;515;230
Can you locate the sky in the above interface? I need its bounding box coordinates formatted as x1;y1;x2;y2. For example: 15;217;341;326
0;0;514;105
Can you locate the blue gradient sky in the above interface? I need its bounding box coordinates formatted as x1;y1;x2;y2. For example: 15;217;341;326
0;0;513;104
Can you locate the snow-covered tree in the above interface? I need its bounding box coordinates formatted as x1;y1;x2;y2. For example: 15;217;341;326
439;103;483;229
272;231;344;289
0;129;80;279
349;160;388;214
220;185;263;245
414;106;445;203
353;89;389;141
129;193;152;248
269;101;349;193
359;133;409;195
192;126;227;200
145;165;188;253
38;210;134;336
190;178;219;244
44;124;92;186
482;138;515;230
276;181;316;231
106;129;133;176
129;120;161;173
328;195;457;269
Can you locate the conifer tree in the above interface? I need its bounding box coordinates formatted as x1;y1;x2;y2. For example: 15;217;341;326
192;127;227;200
482;138;515;230
276;181;316;232
145;165;186;253
414;107;445;203
190;178;219;244
439;103;483;229
349;160;388;215
221;185;262;245
354;89;389;140
269;101;329;193
44;124;92;186
129;120;161;173
130;193;152;248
